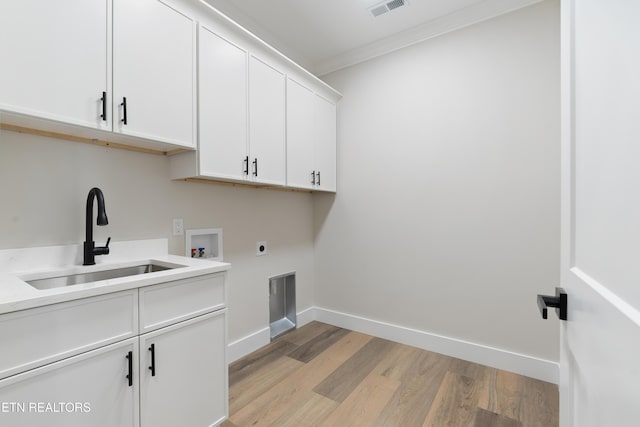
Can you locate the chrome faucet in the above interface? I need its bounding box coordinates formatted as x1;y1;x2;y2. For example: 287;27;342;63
83;187;111;266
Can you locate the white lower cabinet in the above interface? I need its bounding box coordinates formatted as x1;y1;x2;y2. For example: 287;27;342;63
139;310;227;427
0;272;228;427
0;338;138;427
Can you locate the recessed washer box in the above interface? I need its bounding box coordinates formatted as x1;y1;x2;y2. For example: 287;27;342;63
185;228;223;261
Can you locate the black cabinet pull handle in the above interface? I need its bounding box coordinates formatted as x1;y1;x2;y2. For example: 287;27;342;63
243;156;249;175
317;171;321;186
311;171;316;186
121;97;127;125
148;344;156;376
537;287;568;320
253;158;258;177
100;92;107;121
125;351;133;387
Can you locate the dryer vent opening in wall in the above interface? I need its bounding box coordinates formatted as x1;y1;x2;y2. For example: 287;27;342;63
368;0;407;17
269;273;296;340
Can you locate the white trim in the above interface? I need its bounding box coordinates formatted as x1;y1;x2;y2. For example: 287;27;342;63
313;0;543;76
559;0;575;425
227;326;270;363
314;307;558;384
197;0;341;98
296;306;317;326
226;306;316;363
226;306;558;383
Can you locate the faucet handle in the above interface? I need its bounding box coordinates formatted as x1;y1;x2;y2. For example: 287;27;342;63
93;237;111;256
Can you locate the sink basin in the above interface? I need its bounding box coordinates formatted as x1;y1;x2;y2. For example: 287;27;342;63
25;263;179;290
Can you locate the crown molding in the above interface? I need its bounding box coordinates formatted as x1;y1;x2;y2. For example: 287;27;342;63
313;0;544;76
201;0;314;70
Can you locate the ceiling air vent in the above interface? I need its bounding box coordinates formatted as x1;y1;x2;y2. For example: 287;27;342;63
368;0;407;18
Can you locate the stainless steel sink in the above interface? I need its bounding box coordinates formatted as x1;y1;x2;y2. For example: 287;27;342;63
26;263;177;290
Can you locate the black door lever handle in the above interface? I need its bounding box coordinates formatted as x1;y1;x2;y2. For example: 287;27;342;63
537;287;567;320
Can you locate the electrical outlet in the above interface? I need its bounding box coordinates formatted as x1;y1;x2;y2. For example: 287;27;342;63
257;241;267;256
173;218;184;236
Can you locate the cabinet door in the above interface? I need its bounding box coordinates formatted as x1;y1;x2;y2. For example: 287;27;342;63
0;0;110;130
113;0;196;147
286;78;316;190
199;26;248;181
249;56;286;186
0;338;138;427
139;310;227;427
314;95;337;192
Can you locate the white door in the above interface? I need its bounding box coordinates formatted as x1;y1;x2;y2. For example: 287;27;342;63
0;338;138;427
249;55;286;186
0;0;110;130
199;26;248;181
139;311;227;427
113;0;196;147
314;94;337;192
559;0;640;425
286;78;316;190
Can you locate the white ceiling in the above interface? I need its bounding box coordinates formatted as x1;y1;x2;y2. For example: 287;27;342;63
203;0;543;75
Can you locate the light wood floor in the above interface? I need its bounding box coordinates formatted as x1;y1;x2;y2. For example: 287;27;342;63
222;322;558;427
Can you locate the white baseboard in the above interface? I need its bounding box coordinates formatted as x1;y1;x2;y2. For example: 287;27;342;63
226;306;558;384
296;306;317;326
227;327;270;363
314;306;559;384
227;306;317;363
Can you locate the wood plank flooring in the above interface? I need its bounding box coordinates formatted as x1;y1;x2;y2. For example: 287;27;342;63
222;322;558;427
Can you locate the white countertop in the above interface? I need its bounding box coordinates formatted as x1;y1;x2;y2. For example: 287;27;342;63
0;239;231;315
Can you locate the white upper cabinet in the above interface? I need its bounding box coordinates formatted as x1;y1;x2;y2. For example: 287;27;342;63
286;78;316;190
314;94;337;192
198;26;248;180
249;55;286;186
286;78;337;192
0;0;339;187
0;0;110;130
113;0;196;148
177;30;287;186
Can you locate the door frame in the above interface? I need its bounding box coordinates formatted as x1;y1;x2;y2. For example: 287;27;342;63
559;0;574;422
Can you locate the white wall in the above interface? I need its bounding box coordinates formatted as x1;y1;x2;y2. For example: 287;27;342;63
0;0;560;374
316;0;560;363
0;129;315;344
